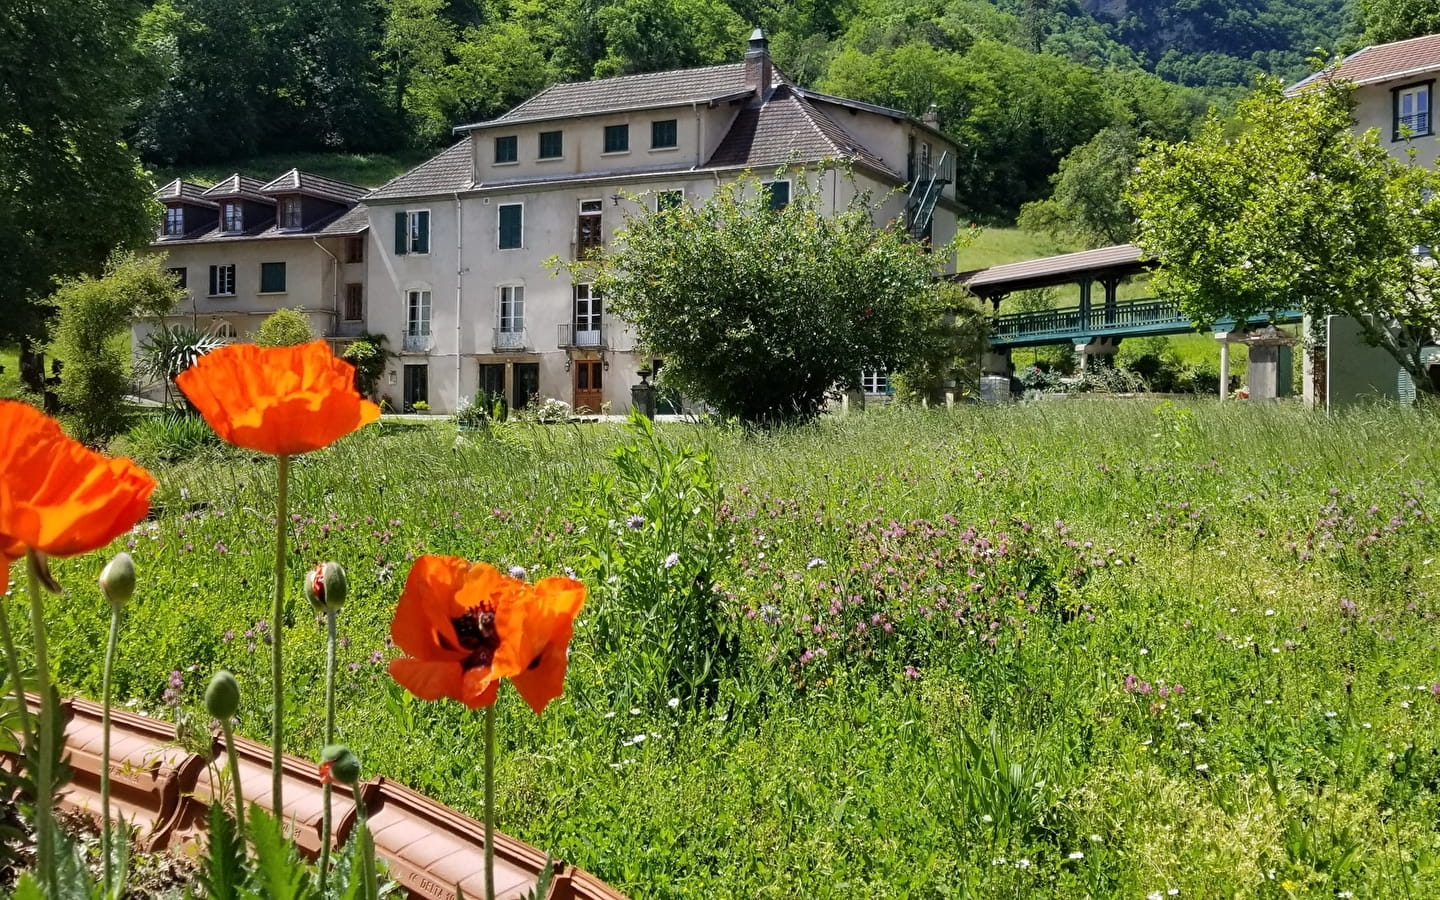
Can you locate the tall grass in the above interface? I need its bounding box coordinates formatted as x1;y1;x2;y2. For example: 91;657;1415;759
16;401;1440;897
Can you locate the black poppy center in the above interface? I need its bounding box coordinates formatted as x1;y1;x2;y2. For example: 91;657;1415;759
451;607;499;670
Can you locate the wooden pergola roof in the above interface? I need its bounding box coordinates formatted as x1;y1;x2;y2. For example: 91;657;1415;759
955;243;1150;298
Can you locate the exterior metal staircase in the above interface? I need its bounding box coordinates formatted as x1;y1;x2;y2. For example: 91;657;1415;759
906;151;951;241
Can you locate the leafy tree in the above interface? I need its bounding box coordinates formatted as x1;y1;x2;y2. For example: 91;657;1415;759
572;170;958;424
0;0;159;364
1018;125;1138;247
379;0;458;140
48;253;186;444
592;0;748;77
427;23;556;130
254;309;315;347
1128;78;1440;395
1361;0;1440;43
342;333;391;398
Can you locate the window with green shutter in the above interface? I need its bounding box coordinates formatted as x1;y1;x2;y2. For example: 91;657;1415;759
259;262;286;293
498;204;523;250
763;180;791;210
539;130;563;159
396;210;430;255
494;135;518;163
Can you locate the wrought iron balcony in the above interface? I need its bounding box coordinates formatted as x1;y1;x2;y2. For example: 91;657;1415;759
557;323;606;349
402;332;432;352
492;328;528;351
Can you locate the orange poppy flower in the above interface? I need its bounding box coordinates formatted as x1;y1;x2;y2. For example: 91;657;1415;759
0;401;155;566
388;556;585;713
176;340;380;456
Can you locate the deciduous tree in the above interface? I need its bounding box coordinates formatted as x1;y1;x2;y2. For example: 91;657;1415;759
571;169;960;424
1128;77;1440;394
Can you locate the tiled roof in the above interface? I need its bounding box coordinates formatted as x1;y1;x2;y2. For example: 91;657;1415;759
462;62;757;129
959;244;1147;295
260;169;368;204
202;174;272;203
706;85;900;179
365;140;473;201
155;178;218;208
1289;32;1440;92
152;204;368;246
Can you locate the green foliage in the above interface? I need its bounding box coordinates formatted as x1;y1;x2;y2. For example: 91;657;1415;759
1018;125;1138;248
0;0;159;347
575;168;954;424
138;324;226;405
1129;77;1440;394
1361;0;1440;43
122;412;222;465
47;252;186;445
592;0;748;77
575;414;734;706
253;309;315;348
342;335;390;400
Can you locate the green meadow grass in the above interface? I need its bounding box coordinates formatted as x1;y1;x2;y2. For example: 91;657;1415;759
18;401;1440;897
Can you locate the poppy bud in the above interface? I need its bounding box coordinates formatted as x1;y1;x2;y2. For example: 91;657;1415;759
320;744;361;785
305;561;348;612
99;552;136;610
205;670;240;720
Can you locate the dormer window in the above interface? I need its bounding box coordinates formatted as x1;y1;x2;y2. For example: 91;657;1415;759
164;206;184;236
278;196;302;230
222;201;243;233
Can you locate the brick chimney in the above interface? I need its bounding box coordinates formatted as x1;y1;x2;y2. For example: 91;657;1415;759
922;104;940;128
745;28;772;98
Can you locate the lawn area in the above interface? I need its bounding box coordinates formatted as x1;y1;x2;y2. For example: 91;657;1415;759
150;149;437;189
0;345;20;399
17;401;1440;897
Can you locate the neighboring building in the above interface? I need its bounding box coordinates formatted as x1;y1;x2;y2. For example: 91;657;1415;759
363;30;962;415
1290;32;1440;168
140;170;370;391
1289;34;1440;406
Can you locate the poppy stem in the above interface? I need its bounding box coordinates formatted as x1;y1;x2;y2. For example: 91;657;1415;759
351;780;377;900
484;703;495;900
101;603;122;898
25;551;56;896
0;584;34;753
319;608;337;892
219;715;246;841
271;453;289;818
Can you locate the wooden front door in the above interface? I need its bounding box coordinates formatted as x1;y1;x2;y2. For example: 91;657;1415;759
573;360;603;413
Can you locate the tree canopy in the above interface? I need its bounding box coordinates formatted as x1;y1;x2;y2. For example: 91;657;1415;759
0;0;160;348
1128;78;1440;392
575;170;960;424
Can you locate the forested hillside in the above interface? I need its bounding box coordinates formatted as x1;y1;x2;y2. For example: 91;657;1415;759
124;0;1362;218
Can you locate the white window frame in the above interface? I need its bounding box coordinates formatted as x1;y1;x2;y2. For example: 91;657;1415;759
861;369;889;396
406;209;430;255
1395;82;1433;140
222;201;243;233
208;264;236;297
278;196;302;230
573;283;602;346
405;288;432;337
577;199;603;255
655;189;684;212
164;206;184;236
497;284;525;334
497;202;524;250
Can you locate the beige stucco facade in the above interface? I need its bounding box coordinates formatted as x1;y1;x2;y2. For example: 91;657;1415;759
1352;79;1440;169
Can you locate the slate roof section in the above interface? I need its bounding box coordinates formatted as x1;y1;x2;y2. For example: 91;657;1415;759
365;140;473;202
958;244;1148;296
260;169;368;204
1289;32;1440;92
706;84;900;179
156;179;218;208
152;203;369;245
459;63;757;129
202;174;272;203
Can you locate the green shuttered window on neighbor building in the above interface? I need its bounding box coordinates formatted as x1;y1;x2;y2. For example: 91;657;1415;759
498;204;522;250
394;210;430;254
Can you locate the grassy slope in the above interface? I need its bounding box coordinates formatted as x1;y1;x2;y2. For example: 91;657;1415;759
21;403;1440;897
